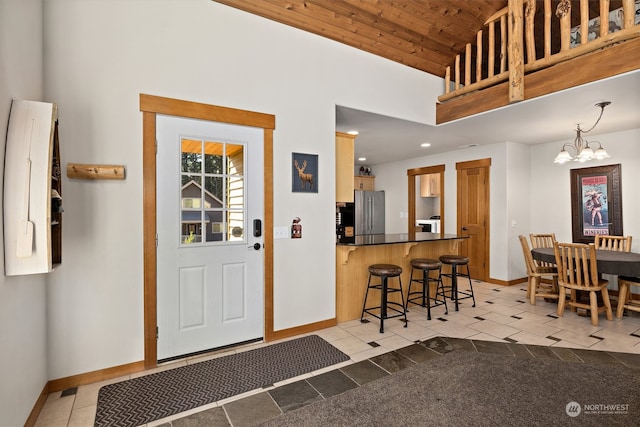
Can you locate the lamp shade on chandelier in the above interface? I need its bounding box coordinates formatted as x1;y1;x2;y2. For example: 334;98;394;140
554;102;611;164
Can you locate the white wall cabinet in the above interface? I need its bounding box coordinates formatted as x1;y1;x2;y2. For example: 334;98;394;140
4;100;62;276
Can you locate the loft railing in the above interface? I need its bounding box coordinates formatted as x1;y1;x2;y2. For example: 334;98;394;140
438;0;640;104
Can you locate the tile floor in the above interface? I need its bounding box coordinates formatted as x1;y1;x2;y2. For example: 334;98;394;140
34;281;640;427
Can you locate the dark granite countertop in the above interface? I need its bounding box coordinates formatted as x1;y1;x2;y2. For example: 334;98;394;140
336;233;467;246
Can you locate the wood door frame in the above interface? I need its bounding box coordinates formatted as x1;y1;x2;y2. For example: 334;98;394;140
407;164;445;237
456;158;490;281
140;94;275;369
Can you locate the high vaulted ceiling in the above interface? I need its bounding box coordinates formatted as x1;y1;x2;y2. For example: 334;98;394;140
215;0;508;77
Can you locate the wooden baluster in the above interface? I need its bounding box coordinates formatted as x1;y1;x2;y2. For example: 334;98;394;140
622;0;635;29
500;14;507;73
600;0;610;36
476;31;483;82
445;66;451;94
488;22;495;77
525;0;536;64
580;0;589;45
544;0;551;57
465;43;471;85
508;0;524;102
455;54;460;90
557;0;571;52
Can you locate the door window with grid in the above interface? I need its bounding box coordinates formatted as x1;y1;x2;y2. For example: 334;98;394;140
180;138;245;244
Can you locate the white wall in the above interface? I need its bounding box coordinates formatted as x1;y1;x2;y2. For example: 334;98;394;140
41;0;442;380
505;141;532;280
0;1;48;425
375;128;640;284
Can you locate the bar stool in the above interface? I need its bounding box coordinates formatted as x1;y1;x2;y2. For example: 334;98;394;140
406;258;448;320
439;255;476;311
361;264;407;333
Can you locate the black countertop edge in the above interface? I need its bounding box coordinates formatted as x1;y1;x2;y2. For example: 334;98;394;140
336;233;468;246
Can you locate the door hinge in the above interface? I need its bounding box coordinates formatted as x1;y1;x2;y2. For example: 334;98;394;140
155;139;158;154
155;233;158;247
156;326;159;340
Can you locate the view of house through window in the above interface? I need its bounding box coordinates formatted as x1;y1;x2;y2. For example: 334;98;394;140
180;138;245;244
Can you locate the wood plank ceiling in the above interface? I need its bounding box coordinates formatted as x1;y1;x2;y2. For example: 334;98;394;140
213;1;622;79
214;0;507;77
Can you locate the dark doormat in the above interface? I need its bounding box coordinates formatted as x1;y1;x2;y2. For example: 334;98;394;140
94;335;349;427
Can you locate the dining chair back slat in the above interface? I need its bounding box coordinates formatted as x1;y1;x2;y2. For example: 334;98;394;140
594;235;632;252
529;233;557;269
529;233;556;249
553;242;613;326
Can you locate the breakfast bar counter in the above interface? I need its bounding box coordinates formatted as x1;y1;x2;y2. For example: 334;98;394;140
336;233;468;322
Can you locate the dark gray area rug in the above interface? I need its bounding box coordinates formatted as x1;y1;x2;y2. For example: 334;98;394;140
260;350;639;427
94;335;349;427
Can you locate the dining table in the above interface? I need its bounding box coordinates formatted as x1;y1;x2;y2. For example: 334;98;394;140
531;247;640;278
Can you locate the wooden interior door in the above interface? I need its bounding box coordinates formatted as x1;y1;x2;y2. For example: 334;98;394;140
456;159;490;281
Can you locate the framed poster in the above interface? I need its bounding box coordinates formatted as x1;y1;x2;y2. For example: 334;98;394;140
292;152;318;193
570;164;623;243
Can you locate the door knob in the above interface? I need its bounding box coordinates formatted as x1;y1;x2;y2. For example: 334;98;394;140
462;227;468;231
249;243;262;250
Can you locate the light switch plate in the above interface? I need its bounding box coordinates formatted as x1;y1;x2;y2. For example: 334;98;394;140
274;226;289;239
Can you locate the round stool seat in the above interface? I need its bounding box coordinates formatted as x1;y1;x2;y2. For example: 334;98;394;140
410;258;442;270
368;264;402;277
439;255;469;266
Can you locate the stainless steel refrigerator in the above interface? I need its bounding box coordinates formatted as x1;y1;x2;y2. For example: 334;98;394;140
354;190;385;235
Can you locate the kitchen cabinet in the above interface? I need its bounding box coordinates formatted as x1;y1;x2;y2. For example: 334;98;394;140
4;100;62;275
354;175;375;191
335;132;355;202
420;173;440;197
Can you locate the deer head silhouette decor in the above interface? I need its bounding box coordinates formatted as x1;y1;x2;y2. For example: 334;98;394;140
294;160;314;189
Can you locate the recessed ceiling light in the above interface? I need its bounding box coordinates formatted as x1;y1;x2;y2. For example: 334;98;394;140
347;130;359;135
358;157;367;161
421;143;431;147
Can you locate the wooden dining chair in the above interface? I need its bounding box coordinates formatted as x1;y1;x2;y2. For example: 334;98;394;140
519;235;558;305
553;242;613;326
594;235;633;309
616;277;640;319
594;235;632;252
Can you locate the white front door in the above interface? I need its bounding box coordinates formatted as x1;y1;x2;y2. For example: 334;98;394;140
156;115;264;361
